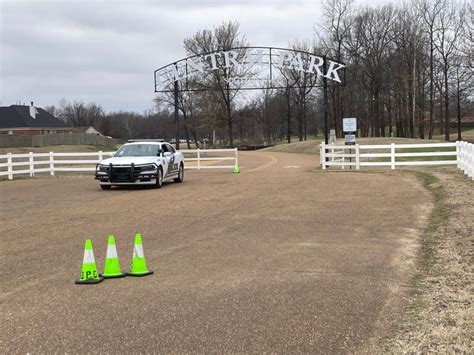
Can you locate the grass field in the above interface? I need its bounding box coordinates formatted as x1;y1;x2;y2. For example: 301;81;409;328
264;136;450;155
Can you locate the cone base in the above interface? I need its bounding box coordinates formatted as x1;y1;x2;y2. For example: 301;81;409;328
126;270;154;277
75;276;104;284
102;272;126;279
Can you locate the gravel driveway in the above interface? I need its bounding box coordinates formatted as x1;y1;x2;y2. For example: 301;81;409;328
0;151;431;353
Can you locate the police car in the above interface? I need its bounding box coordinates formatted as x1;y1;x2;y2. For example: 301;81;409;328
95;141;184;190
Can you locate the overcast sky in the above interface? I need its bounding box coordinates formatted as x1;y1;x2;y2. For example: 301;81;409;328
0;0;389;113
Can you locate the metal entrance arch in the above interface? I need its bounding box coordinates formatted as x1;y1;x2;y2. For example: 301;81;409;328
154;46;346;148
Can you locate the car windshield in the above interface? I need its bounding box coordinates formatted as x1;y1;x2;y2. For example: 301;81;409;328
114;144;160;157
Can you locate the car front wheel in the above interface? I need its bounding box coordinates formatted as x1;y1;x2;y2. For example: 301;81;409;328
174;163;184;183
155;167;163;188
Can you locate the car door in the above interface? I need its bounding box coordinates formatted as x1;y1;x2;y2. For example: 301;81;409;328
159;144;170;177
165;144;179;176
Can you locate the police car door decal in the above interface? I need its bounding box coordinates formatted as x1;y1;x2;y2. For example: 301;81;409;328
164;145;179;177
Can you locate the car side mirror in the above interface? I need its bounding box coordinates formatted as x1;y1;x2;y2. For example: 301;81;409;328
157;149;163;156
163;152;172;157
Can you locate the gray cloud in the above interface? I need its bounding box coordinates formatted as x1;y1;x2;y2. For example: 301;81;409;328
0;0;388;112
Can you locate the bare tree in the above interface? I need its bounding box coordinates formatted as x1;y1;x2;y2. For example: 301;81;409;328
416;0;445;138
434;1;464;141
183;21;249;147
320;0;353;136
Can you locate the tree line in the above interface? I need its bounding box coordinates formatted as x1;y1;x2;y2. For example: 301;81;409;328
46;0;472;147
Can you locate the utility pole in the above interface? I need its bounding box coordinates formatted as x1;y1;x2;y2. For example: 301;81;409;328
174;70;180;150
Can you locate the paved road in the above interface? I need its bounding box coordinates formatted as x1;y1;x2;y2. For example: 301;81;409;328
0;151;431;353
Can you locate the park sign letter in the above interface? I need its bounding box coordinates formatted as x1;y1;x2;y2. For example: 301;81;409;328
154;47;345;92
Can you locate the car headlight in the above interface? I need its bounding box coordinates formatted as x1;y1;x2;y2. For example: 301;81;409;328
137;164;157;172
98;164;109;172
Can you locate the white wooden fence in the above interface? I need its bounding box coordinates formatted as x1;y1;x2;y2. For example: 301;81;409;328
320;141;473;180
180;148;238;170
0;148;238;180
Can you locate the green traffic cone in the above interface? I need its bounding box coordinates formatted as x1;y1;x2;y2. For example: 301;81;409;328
102;235;126;279
76;240;104;284
233;162;240;174
126;234;153;277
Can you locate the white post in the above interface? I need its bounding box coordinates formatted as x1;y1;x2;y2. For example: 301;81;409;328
463;142;467;172
49;152;55;176
469;143;474;179
234;147;238;169
462;142;467;172
29;152;35;177
341;149;345;170
98;150;103;162
456;141;460;170
7;153;13;180
355;144;360;170
321;142;326;170
391;143;396;170
197;148;201;171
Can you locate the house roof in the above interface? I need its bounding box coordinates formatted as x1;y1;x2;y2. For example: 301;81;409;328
71;126;103;135
0;105;68;129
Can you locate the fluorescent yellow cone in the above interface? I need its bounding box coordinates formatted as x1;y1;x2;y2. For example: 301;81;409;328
102;235;126;278
233;161;240;174
76;240;104;284
126;233;153;277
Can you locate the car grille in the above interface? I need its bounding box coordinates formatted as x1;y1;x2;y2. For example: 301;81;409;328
109;165;155;182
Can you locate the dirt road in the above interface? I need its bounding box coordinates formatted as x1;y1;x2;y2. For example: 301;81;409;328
0;151;431;353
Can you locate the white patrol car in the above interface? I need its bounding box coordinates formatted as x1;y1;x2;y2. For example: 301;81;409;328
95;141;184;190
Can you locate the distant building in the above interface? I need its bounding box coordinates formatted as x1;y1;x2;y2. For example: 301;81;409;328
71;126;104;136
0;102;72;135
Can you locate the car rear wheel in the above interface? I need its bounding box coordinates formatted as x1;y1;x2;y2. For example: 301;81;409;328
155;167;163;188
174;163;184;183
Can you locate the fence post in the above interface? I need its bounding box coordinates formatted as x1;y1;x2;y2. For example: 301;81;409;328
321;142;326;170
391;143;395;170
29;152;35;177
469;143;474;179
355;144;360;170
197;148;201;170
7;153;13;180
341;149;345;170
463;142;467;174
49;152;55;176
98;150;103;162
456;141;460;170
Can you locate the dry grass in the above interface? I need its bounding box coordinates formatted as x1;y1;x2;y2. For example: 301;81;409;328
387;168;474;352
263;136;448;155
264;139;323;155
433;128;474;143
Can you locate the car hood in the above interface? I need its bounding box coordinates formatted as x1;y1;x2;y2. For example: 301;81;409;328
100;156;158;166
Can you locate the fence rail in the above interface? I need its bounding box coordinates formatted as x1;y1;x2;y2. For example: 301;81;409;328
180;148;238;170
0;148;238;180
320;141;473;180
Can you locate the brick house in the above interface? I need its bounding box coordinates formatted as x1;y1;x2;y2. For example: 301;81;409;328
0;102;72;135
